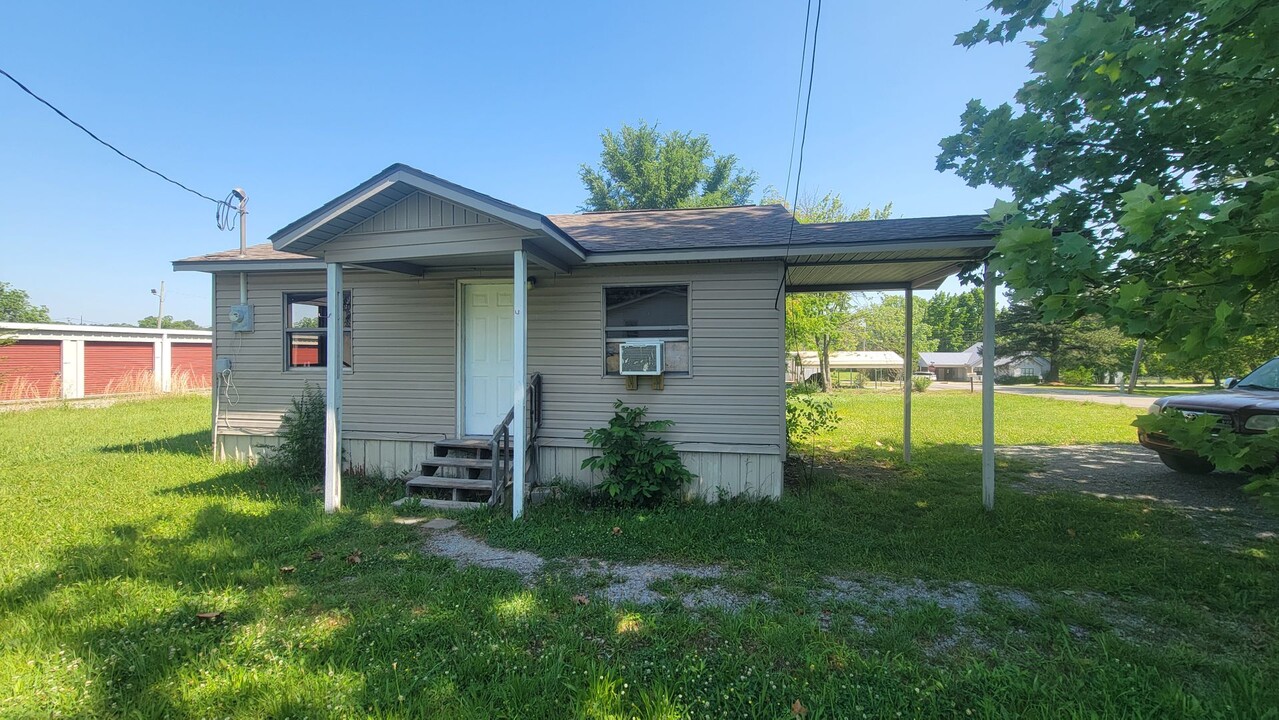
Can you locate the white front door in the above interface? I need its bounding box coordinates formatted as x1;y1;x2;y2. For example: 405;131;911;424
462;282;514;436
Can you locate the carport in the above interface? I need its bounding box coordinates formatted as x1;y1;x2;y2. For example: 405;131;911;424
783;215;999;509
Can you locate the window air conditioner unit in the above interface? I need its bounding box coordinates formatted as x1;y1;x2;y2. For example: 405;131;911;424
619;341;664;376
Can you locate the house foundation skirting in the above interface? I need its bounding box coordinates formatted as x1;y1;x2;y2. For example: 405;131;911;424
539;444;783;500
215;434;783;499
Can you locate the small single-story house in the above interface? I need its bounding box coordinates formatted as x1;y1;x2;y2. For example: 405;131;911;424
786;350;906;385
175;164;1001;515
919;342;1049;381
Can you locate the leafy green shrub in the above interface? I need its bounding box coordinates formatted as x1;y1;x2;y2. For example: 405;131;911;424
912;375;933;392
271;382;328;482
1059;367;1095;385
582;400;694;505
994;375;1041;385
787;381;820;396
786;395;839;448
1133;410;1279;505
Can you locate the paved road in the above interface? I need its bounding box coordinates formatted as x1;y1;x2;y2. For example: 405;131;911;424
930;381;1155;409
1003;444;1276;546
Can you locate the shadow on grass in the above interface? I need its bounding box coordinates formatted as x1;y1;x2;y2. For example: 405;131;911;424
471;439;1279;618
0;459;527;716
98;430;210;458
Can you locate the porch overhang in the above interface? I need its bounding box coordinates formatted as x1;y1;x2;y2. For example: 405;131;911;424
267;164;586;275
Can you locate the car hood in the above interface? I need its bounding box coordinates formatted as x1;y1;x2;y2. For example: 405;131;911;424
1158;388;1279;414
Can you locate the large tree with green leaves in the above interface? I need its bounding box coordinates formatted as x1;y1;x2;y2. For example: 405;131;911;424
579;122;758;211
0;282;51;323
998;300;1130;382
938;0;1279;362
138;316;205;330
773;191;893;390
922;289;985;352
850;295;937;377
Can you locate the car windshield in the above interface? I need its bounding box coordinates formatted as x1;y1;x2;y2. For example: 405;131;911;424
1236;358;1279;391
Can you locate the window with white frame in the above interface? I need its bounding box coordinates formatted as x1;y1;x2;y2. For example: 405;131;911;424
284;291;352;370
1019;367;1036;377
604;284;690;375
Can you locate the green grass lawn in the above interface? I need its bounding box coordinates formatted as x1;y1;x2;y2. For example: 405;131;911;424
2;395;1276;718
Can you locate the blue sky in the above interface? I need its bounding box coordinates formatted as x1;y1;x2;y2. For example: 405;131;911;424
0;1;1030;325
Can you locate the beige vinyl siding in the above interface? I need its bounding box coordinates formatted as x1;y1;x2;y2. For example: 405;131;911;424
527;261;786;451
213;270;457;441
212;260;787;493
344;190;501;234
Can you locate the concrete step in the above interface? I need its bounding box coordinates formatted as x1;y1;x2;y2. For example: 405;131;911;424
405;475;492;492
391;496;486;511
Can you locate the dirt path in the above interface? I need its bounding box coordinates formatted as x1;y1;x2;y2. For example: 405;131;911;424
1002;444;1277;545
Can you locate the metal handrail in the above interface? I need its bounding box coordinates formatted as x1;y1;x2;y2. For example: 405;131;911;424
486;373;542;508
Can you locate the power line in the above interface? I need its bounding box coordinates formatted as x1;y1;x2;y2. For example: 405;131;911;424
776;0;824;309
783;0;815;204
0;67;232;209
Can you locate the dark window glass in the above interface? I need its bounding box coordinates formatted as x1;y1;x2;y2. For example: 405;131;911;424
284;291;352;369
603;285;689;374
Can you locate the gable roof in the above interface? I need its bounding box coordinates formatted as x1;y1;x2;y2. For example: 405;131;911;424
269;163;584;257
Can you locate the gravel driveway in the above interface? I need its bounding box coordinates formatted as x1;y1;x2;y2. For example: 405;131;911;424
1002;444;1277;546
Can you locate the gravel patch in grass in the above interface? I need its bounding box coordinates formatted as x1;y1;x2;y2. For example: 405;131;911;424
1003;444;1278;546
422;527;1040;621
423;528;545;579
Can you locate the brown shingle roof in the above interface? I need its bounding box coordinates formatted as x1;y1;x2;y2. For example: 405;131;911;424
546;204;794;253
176;243;316;263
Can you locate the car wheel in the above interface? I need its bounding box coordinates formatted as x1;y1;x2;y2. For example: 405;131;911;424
1157;452;1215;475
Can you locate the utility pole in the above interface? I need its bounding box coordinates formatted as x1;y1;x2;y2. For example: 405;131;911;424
1126;338;1145;394
151;282;165;329
232;189;248;257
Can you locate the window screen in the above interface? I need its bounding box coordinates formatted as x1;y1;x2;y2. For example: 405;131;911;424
284;291;352;369
604;285;689;374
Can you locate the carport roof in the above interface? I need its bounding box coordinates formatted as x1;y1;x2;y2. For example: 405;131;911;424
176;164;996;289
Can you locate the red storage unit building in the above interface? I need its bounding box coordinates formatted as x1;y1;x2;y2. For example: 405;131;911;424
172;343;213;387
0;340;62;400
84;341;154;396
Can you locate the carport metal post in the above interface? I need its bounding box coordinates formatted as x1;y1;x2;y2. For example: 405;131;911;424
982;262;996;510
904;286;913;463
324;261;344;513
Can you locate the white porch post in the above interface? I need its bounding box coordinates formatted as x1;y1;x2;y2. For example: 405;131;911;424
981;262;996;511
904;286;913;463
512;249;528;519
324;261;344;513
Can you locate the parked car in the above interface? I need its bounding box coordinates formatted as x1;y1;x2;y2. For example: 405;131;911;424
1139;357;1279;473
913;371;936;381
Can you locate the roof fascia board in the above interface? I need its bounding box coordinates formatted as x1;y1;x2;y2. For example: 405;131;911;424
323;236;525;264
272;178;398;250
581;237;994;265
173;260;327;273
785;254;981;268
521;240;572;274
786;282;913;293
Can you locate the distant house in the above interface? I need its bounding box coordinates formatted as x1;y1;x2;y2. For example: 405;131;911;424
787;350;905;384
918;343;1048;381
